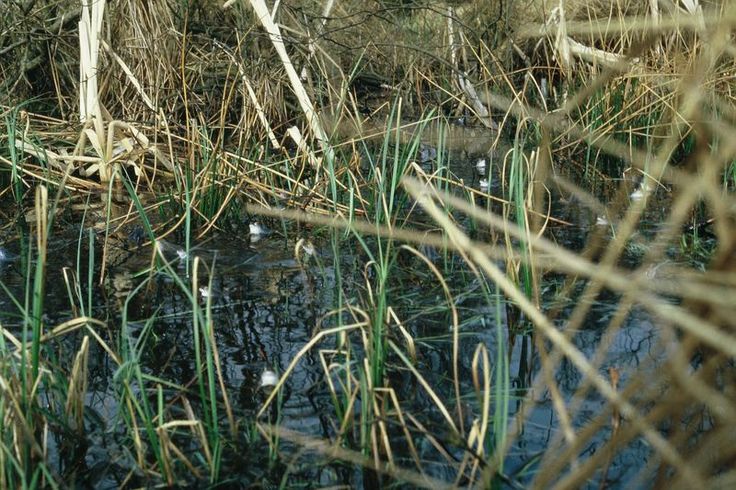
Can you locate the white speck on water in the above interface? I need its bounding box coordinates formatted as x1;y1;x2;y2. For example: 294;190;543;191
250;222;269;236
302;241;315;256
475;158;487;176
176;249;187;260
295;238;316;261
479;179;489;192
630;181;654;202
259;369;278;389
199;286;210;298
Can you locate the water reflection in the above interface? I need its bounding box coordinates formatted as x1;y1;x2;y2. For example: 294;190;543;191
0;158;676;488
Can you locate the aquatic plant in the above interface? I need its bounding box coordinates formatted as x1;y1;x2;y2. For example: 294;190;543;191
0;0;734;488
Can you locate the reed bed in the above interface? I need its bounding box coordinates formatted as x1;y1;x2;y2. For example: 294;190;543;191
0;0;735;487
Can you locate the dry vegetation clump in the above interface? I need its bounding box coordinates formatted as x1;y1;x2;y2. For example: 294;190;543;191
1;1;505;126
504;0;736;180
0;1;81;111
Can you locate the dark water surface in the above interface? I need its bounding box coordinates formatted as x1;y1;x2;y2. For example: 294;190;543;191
0;152;671;488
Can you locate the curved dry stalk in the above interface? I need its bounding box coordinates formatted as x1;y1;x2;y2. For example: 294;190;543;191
464;343;491;482
403;176;706;488
398;244;463;434
375;386;423;475
388;340;459;436
65;335;89;432
518;8;736;39
257;307;370;418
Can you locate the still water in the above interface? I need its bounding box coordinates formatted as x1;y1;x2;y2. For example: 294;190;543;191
0;150;669;488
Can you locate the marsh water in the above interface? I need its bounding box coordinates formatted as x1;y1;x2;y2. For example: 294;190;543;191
0;147;669;488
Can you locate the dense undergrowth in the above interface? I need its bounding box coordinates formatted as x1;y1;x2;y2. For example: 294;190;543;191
1;0;735;488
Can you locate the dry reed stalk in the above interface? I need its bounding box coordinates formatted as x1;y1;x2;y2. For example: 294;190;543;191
519;6;725;38
298;0;336;81
257;317;369;419
244;0;335;171
215;37;281;149
65;336;90;432
100;39;157;113
446;7;495;129
79;0;105;123
466;344;491;478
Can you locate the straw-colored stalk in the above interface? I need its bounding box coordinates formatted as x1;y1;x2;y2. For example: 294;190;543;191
65;336;90;433
244;0;335;171
78;0;105;123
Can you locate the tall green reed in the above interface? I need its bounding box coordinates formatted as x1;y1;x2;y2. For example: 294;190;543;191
4;107;26;204
506;121;535;303
315;100;443;457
